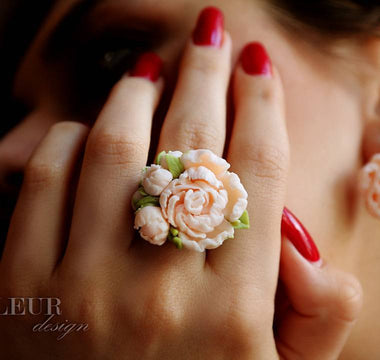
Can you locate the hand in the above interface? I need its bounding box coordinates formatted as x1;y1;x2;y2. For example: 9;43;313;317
275;208;363;359
0;7;362;360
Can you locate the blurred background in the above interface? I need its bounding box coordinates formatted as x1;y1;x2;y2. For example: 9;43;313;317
0;0;55;251
0;0;54;137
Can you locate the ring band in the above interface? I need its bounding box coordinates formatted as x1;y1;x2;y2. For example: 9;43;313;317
133;149;249;252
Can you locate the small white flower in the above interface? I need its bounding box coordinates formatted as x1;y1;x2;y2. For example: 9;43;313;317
142;165;173;196
134;206;170;246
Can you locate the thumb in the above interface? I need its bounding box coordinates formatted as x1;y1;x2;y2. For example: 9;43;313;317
275;207;363;360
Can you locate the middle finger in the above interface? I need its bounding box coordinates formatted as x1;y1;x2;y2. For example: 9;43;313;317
158;7;231;156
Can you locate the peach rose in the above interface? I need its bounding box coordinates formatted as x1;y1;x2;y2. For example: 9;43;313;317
360;154;380;219
159;149;248;252
142;165;173;196
134;206;170;246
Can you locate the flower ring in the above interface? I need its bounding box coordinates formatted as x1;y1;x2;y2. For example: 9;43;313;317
133;149;249;252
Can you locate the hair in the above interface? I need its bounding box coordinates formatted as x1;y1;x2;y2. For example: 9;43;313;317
268;0;380;39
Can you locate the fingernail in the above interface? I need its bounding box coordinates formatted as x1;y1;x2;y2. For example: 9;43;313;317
192;7;224;47
240;42;272;77
130;52;163;82
281;207;321;263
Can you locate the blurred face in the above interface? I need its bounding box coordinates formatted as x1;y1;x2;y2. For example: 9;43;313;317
0;0;378;356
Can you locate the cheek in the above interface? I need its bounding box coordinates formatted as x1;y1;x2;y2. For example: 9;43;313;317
286;82;362;178
282;65;362;244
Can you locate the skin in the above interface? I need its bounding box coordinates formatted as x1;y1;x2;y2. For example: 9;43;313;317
0;0;379;358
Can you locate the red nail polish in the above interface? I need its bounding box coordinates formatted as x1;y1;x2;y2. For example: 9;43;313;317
192;7;224;47
281;207;320;262
131;53;163;82
240;42;272;76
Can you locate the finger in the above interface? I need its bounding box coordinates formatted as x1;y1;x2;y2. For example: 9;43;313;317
2;121;89;278
158;7;231;156
208;42;289;291
275;215;363;360
64;53;163;264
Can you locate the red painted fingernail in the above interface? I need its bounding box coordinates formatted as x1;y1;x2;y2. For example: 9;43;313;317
281;207;320;263
240;42;272;76
130;52;163;82
192;7;224;47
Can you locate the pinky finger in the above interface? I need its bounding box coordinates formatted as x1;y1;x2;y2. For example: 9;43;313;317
1;121;89;279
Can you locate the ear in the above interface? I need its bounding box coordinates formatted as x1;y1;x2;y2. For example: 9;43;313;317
363;121;380;163
359;37;380;162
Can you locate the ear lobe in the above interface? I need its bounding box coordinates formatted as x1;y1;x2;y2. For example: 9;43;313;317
362;121;380;163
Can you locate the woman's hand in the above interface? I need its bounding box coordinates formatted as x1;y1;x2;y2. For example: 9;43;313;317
0;7;362;359
276;209;363;359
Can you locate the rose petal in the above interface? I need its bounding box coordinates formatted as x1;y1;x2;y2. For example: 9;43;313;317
179;219;234;252
221;171;248;222
180;166;223;189
184;189;206;215
181;149;230;177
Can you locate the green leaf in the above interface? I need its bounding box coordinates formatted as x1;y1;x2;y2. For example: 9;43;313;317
232;210;250;229
135;196;160;211
155;151;166;165
240;210;250;227
166;154;184;178
171;236;183;250
170;227;179;237
132;197;140;211
167;230;183;249
138;186;148;197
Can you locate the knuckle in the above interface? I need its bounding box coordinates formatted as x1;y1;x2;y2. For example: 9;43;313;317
185;50;226;78
86;130;146;166
178;120;222;151
334;274;363;323
220;308;261;356
74;292;105;329
135;278;185;338
58;271;108;331
239;74;282;106
243;143;289;182
49;121;89;136
217;291;270;355
254;83;281;104
0;265;42;297
144;295;182;334
23;160;61;190
110;77;158;111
